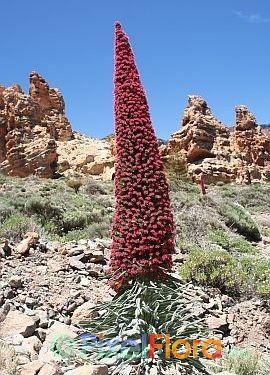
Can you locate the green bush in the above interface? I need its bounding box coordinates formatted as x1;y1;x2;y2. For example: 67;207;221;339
83;178;108;195
0;201;13;224
207;229;256;254
219;202;261;241
61;211;88;233
0;214;38;242
180;246;243;295
24;196;63;222
181;247;270;298
66;178;83;193
231;237;256;254
209;348;270;375
53;221;110;242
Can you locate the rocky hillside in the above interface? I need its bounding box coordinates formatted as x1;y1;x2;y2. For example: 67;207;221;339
0;176;270;374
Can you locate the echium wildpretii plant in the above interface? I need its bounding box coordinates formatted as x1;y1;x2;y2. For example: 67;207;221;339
109;22;175;291
67;23;212;375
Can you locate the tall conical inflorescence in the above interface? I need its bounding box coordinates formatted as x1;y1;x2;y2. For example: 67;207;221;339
109;22;175;291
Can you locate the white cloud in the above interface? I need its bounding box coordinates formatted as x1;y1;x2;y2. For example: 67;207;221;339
235;10;270;24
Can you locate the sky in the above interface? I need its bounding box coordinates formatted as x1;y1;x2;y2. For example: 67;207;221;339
1;0;270;139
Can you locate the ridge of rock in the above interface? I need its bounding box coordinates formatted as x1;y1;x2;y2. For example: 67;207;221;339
0;72;73;178
164;96;270;184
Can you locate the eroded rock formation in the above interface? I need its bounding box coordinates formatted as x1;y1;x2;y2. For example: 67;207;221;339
165;96;270;184
1;73;269;184
0;72;73;178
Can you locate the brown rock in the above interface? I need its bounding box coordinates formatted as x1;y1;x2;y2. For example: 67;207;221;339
164;96;270;184
164;95;232;183
231;105;270;184
71;301;96;325
21;360;44;375
38;363;63;375
56;133;115;180
38;321;77;363
16;232;40;255
0;310;38;338
206;315;228;331
0;72;73;178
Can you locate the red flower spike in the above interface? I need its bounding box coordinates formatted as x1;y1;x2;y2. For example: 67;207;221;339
109;22;175;291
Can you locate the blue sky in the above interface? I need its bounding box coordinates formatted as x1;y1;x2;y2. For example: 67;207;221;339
1;0;270;139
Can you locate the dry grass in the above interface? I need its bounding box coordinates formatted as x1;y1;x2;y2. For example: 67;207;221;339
0;340;20;375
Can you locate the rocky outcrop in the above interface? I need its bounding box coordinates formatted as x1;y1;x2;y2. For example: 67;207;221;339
165;96;270;184
231;106;270;183
29;72;72;141
56;132;115;181
1;73;270;184
171;95;231;163
0;72;73;178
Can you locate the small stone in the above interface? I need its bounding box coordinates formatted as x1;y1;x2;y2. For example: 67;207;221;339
16;232;40;255
38;363;63;375
0;238;10;257
47;259;65;272
80;277;91;287
69;258;85;270
35;310;49;329
36;266;48;275
25;297;36;308
67;246;85;256
17;294;26;303
89;250;104;264
4;288;14;299
36;328;47;342
206;315;228;331
9;275;22;288
6;333;24;346
64;316;71;325
71;301;96;325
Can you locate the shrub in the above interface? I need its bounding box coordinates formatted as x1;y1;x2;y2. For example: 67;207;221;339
207;229;256;254
219;201;261;241
61;211;88;233
174;204;220;251
181;247;270;298
0;340;20;375
84;178;108;195
0;214;38;242
180;246;242;295
66;178;83;193
216;181;225;187
0;174;7;184
24;196;63;221
0;201;13;224
230;236;256;254
209;348;270;375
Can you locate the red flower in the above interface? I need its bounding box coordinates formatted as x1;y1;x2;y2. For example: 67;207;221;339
109;22;175;291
